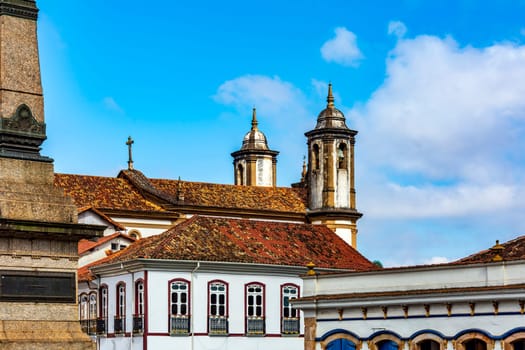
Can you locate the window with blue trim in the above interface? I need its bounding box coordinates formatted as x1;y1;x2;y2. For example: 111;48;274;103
378;340;398;350
326;338;356;350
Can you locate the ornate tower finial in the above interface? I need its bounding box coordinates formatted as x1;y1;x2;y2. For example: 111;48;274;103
232;108;279;187
251;107;258;130
126;136;134;170
301;156;307;182
327;82;335;108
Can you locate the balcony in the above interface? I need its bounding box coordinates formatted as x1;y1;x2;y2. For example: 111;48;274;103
114;315;126;334
282;317;300;335
133;315;144;334
96;318;107;335
246;316;265;335
80;319;89;334
170;315;190;335
209;315;228;335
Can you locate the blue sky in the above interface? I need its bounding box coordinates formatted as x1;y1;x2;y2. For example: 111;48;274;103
37;1;525;266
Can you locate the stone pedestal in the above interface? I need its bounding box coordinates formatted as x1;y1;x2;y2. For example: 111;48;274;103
0;158;103;349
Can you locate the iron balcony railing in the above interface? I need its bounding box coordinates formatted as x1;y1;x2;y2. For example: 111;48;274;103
96;318;107;335
114;315;126;334
282;317;300;334
170;315;190;334
133;314;144;334
246;316;265;335
209;315;228;335
80;319;89;334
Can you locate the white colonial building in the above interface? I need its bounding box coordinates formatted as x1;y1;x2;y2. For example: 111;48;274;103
77;216;374;350
294;238;525;350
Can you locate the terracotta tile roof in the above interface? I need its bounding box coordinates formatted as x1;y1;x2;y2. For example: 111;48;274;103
54;173;165;212
455;235;525;264
149;178;307;213
78;261;99;282
78;232;136;255
95;216;375;270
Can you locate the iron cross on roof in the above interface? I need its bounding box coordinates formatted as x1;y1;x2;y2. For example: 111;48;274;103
126;136;134;170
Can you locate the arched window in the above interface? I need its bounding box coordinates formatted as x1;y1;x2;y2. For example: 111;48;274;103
208;280;228;335
378;340;399;350
370;334;403;350
512;340;525;350
245;282;265;335
98;285;108;334
455;332;493;350
79;294;89;320
88;293;97;335
327;338;357;350
237;164;245;185
170;279;190;334
281;284;299;335
134;279;144;334
115;282;126;334
418;340;440;350
503;332;525;350
313;144;320;170
338;143;348;169
464;339;487;350
128;230;141;240
410;333;445;350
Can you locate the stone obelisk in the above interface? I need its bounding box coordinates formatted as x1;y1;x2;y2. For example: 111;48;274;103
0;1;102;349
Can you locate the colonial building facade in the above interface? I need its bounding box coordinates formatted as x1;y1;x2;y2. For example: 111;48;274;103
294;238;525;350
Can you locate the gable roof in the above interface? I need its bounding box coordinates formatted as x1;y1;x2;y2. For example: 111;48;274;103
78;206;126;231
150;178;306;213
54;173;166;213
55;170;307;220
78;231;136;255
119;169;307;217
455;235;525;264
93;216;374;271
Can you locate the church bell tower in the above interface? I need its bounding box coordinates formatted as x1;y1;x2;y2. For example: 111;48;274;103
231;108;279;187
305;84;362;247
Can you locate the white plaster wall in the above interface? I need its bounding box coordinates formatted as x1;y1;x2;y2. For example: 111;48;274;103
336;168;349;207
79;237;133;267
256;156;274;186
78;211;117;236
96;267;305;349
303;261;525;297
147;270;304;336
309;141;324;209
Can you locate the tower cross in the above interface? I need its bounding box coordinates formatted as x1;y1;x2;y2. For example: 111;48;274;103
126;136;134;170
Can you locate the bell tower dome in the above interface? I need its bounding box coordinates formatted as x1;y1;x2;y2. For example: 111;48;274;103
305;84;362;247
231;108;279;187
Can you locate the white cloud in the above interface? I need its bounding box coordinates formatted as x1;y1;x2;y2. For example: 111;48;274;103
352;35;525;220
103;97;124;113
320;27;363;66
388;21;407;38
213;75;311;127
423;256;450;265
